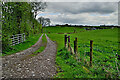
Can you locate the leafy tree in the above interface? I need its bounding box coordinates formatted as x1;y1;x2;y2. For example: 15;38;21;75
2;2;45;53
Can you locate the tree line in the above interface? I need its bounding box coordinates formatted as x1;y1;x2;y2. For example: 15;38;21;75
2;2;47;53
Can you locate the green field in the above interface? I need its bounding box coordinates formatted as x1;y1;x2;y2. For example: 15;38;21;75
46;27;120;78
43;26;85;33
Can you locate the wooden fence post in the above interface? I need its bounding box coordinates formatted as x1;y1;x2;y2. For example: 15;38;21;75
90;40;93;67
68;36;70;51
74;37;78;54
65;35;67;48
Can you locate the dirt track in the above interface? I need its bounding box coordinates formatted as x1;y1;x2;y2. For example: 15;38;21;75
2;34;57;79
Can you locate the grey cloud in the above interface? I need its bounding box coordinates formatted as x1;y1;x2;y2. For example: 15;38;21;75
49;14;86;24
46;2;117;14
49;12;118;25
37;2;118;25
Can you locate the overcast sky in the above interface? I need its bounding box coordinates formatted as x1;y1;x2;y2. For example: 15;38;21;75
36;2;118;26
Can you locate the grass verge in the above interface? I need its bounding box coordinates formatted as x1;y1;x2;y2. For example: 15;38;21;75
2;33;42;56
32;34;47;55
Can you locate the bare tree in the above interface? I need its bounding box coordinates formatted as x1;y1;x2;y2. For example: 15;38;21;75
38;17;50;27
38;17;50;33
31;2;47;18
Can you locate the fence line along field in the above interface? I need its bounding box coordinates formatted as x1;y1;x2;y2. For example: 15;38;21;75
46;26;120;78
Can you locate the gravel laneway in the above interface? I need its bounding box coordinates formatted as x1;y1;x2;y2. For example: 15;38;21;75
2;34;57;79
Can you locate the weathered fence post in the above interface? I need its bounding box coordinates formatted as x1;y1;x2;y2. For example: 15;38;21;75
90;40;93;67
65;35;67;48
74;37;78;54
68;36;70;51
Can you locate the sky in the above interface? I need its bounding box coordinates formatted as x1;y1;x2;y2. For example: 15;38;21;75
36;2;118;26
